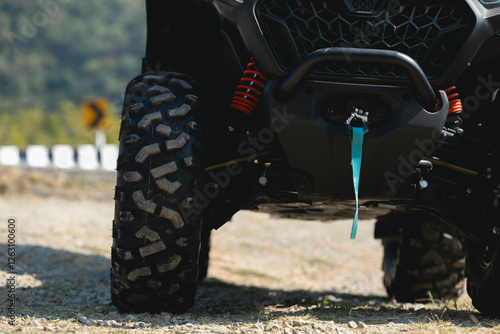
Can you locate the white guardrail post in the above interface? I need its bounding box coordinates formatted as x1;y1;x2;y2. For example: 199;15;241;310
77;144;99;170
0;144;118;170
52;145;76;169
26;145;51;168
100;144;118;171
0;146;21;166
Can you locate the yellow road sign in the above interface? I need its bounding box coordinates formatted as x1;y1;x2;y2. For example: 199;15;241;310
82;98;109;129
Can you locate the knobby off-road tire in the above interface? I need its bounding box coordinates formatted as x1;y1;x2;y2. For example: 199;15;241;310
111;72;206;313
466;239;500;317
380;213;466;302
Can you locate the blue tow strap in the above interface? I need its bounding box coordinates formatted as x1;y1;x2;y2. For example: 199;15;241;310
350;126;365;239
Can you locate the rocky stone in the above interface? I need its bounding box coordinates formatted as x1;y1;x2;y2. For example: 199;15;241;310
347;321;358;329
293;319;307;327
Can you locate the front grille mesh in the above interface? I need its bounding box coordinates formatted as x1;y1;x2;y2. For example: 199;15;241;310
256;0;474;80
347;0;376;12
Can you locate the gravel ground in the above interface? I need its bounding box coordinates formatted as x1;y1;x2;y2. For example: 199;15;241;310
0;167;500;333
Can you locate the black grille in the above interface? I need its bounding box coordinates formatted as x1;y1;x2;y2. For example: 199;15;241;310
256;0;474;80
347;0;376;12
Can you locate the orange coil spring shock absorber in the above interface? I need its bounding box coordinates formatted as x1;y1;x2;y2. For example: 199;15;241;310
230;59;267;115
444;86;463;114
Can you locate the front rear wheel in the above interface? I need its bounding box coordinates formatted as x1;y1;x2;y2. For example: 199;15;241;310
466;239;500;317
379;212;466;303
111;72;206;313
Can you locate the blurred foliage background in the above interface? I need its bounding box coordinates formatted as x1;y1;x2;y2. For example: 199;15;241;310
0;0;146;146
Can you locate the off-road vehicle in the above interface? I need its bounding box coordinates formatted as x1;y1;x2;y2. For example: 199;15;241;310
111;0;500;315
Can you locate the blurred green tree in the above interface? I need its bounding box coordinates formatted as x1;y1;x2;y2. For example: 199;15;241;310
0;0;145;146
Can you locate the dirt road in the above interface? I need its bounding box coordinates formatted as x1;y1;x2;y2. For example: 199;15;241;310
0;167;499;333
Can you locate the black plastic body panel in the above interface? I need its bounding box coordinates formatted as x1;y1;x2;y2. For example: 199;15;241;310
143;0;224;78
265;81;449;199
